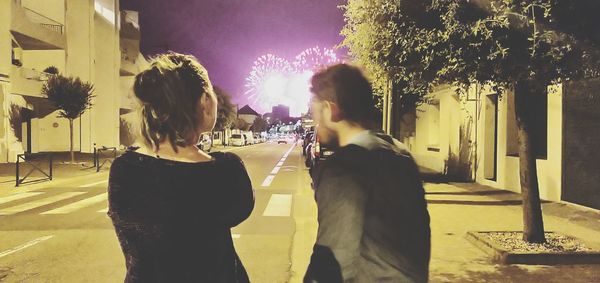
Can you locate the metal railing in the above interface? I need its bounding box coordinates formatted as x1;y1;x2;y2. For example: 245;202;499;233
94;145;117;172
15;153;53;187
18;2;65;35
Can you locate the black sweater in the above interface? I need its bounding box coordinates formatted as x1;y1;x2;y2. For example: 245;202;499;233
108;149;254;283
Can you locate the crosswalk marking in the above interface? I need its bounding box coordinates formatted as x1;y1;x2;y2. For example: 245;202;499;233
0;192;85;215
79;180;108;188
41;193;108;215
262;194;292;217
0;192;44;205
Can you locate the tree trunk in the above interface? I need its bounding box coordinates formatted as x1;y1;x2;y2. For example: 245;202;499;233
69;119;74;164
514;81;546;243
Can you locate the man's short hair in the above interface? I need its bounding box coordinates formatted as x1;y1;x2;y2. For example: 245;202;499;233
310;64;378;128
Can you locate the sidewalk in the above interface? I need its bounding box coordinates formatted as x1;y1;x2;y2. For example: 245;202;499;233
0;152;118;190
426;182;600;282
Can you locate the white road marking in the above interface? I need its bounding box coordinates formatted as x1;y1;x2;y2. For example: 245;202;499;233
79;180;108;188
262;194;293;217
270;166;281;175
0;192;86;215
261;175;275;187
260;144;296;187
0;235;54;259
0;192;44;205
41;193;108;215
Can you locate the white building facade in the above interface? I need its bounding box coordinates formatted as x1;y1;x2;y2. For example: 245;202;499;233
0;0;143;162
390;81;600;210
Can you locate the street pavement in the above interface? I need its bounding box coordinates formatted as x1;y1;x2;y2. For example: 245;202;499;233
0;142;316;282
1;142;599;282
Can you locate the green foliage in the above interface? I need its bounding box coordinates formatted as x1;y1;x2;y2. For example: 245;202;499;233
342;0;600;97
213;86;236;131
42;75;94;120
250;116;269;132
409;0;599;91
234;118;251;131
43;66;59;75
341;0;442;113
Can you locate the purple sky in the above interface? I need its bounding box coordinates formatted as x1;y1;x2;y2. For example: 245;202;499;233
120;0;347;112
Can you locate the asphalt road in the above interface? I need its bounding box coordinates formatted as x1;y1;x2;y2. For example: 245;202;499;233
0;142;317;283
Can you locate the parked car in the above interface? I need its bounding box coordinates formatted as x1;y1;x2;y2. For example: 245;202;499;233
242;131;255;145
302;131;314;156
277;134;288;144
304;142;313;167
230;134;246;146
308;128;335;168
197;133;212;152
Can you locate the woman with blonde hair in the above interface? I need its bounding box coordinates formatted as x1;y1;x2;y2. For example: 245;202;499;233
108;52;254;282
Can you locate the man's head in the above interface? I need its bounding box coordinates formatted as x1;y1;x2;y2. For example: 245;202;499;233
310;63;378;146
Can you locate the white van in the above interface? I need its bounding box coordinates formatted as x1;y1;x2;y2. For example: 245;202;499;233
242;131;254;145
230;134;246;146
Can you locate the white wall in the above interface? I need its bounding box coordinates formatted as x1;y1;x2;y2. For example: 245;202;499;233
34;111;81;152
239;114;258;125
120;75;136;109
412;83;563;202
91;3;120;149
471;85;563;202
412;85;461;173
22;50;66;73
22;0;65;25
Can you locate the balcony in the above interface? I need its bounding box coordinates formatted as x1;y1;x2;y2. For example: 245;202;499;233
120;45;138;76
10;0;66;50
120;10;141;40
10;65;51;98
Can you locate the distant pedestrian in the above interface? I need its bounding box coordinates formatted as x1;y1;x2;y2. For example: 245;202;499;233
108;52;254;282
304;64;431;282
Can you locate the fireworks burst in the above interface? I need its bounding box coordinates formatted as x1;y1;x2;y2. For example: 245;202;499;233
245;54;293;113
245;47;340;116
293;46;339;72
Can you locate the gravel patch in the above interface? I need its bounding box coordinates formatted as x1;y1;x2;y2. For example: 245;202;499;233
484;232;591;253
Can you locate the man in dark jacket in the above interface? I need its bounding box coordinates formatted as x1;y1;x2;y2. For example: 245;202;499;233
304;64;431;283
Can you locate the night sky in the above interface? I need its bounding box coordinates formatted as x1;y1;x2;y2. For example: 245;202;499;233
120;0;347;111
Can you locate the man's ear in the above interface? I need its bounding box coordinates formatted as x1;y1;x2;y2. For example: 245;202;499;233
326;101;343;122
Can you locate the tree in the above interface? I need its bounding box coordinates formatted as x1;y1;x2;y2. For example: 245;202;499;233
250;116;269;133
341;0;444;136
42;75;94;164
43;66;59;75
358;0;600;243
234;118;251;131
213;86;236;131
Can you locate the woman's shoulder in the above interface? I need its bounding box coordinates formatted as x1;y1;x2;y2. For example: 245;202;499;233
210;151;244;167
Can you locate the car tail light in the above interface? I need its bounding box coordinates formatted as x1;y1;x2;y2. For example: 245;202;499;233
314;142;320;158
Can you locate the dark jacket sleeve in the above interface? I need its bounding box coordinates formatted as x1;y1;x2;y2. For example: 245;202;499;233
219;152;255;227
306;160;366;282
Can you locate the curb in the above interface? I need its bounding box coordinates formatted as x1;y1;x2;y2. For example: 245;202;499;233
466;231;600;265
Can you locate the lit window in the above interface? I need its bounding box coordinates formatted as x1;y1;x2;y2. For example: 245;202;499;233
95;1;115;25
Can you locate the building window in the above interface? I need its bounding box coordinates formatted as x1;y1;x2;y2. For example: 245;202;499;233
95;0;115;25
506;92;547;159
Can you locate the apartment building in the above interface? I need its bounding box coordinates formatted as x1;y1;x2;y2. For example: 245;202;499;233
0;0;145;162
